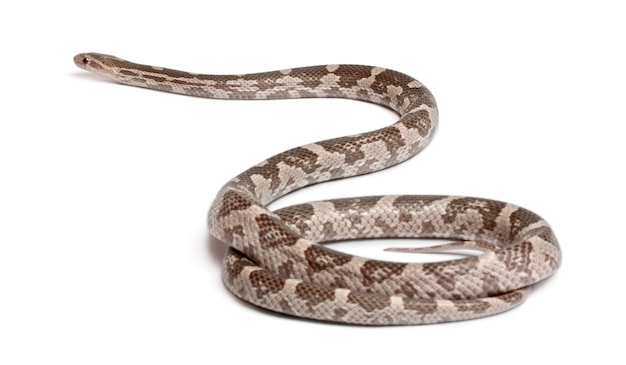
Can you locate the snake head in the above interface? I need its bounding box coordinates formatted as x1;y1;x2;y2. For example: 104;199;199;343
73;53;130;80
74;53;101;71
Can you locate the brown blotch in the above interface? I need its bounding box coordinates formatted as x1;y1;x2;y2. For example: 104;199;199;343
402;109;433;137
481;272;504;295
222;224;245;243
360;260;407;286
454;299;491;313
319;136;365;166
294;283;335;307
222;250;255;285
392;195;441;234
255;214;299;249
373;216;397;236
141;73;167;83
423;258;479;295
347;291;390;312
278;299;294;315
539;227;562;270
236;146;322;199
275;203;316;236
537;228;558;245
249;270;286;299
215;190;252;219
368;69;412;97
333;308;349;320
442;197;507;234
276;260;296;279
405;86;437;109
402;298;438;314
496;241;534;279
118;69;139;77
332;196;383;212
278;147;321;172
398;211;413;223
509;208;542;241
303;245;351;273
320;127;406;168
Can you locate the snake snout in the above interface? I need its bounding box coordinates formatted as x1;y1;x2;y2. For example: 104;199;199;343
73;53;90;70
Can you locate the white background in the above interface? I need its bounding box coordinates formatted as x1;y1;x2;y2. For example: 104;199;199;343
1;1;624;363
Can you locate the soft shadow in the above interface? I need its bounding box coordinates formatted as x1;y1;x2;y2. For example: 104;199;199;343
70;70;117;84
206;232;228;265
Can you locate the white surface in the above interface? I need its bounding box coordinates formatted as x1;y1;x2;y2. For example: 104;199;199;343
1;1;623;363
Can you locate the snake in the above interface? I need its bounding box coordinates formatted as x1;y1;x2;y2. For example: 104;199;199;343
74;53;561;325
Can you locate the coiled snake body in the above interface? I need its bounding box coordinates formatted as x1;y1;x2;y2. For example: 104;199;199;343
74;53;561;325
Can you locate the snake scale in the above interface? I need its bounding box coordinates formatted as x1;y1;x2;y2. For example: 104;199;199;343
74;53;561;325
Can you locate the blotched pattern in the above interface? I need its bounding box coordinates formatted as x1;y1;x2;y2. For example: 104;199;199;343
74;53;561;325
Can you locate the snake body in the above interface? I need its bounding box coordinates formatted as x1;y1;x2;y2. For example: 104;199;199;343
74;53;561;325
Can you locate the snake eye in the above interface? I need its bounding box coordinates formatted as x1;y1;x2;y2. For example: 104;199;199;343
82;57;89;65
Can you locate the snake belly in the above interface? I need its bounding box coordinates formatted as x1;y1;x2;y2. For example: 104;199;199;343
74;53;561;325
